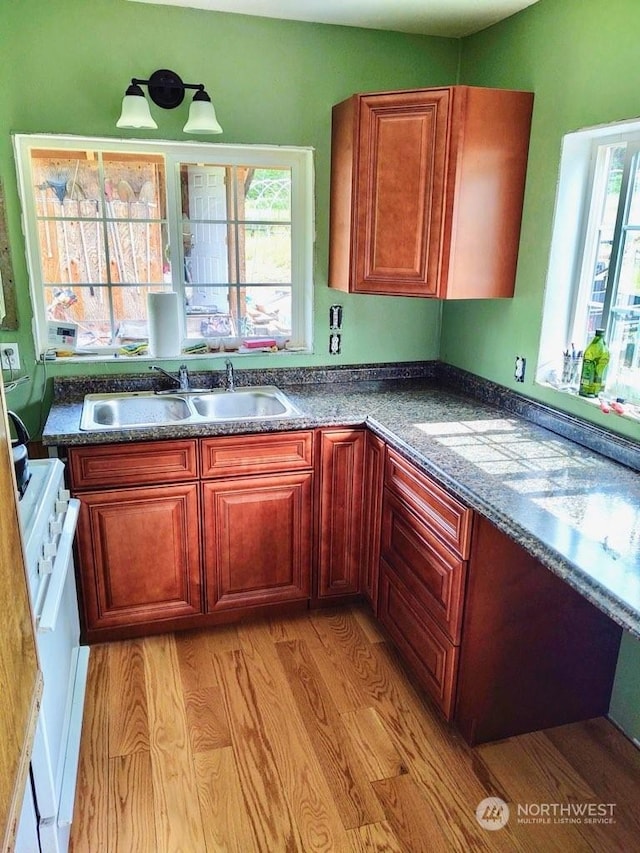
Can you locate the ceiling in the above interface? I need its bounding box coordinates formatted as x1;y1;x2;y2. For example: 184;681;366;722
128;0;541;38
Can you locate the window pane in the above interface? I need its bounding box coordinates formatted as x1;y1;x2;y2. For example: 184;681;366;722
38;218;107;285
184;223;229;286
244;168;291;222
243;286;292;337
30;151;103;217
103;155;166;220
242;224;292;283
45;285;113;348
107;220;166;284
585;144;625;336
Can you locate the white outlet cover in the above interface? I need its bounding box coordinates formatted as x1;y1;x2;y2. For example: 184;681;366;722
1;342;20;370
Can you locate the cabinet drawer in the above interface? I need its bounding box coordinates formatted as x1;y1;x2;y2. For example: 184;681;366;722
201;431;313;478
379;563;458;719
381;489;466;642
385;449;472;558
69;440;198;489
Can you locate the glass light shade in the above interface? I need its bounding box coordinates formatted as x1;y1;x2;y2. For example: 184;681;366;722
116;89;158;130
183;96;223;134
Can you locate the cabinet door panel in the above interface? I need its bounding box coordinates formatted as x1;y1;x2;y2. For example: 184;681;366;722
354;90;450;296
381;490;466;642
379;563;458;719
317;429;365;599
203;473;312;611
77;484;202;630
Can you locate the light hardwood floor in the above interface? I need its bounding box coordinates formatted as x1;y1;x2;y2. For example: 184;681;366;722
70;606;640;852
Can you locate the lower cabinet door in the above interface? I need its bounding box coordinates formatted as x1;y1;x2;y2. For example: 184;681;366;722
378;561;458;719
203;472;313;612
76;483;202;633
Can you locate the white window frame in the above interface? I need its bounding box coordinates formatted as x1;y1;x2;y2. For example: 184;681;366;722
13;133;315;359
537;118;640;407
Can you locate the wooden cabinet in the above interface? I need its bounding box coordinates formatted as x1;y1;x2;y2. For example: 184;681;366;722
454;516;623;745
378;449;471;718
201;432;314;614
361;431;384;611
329;86;533;299
316;429;366;601
69;441;202;642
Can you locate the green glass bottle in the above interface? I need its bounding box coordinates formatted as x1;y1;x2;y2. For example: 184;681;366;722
578;329;610;397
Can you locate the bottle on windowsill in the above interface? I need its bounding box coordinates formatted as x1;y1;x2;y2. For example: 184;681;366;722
579;329;610;397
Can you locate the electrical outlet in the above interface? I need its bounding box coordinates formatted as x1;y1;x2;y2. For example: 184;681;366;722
1;343;20;370
514;355;526;382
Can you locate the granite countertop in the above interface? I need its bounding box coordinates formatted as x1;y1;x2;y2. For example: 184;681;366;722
42;373;640;638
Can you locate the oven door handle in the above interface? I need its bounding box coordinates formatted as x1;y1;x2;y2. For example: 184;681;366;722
38;498;80;633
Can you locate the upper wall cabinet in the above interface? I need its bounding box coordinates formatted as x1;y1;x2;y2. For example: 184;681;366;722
328;86;534;299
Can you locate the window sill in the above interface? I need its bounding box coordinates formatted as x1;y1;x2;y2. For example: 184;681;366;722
536;380;640;424
43;347;311;365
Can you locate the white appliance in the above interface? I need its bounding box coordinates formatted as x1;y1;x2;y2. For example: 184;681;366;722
16;458;89;853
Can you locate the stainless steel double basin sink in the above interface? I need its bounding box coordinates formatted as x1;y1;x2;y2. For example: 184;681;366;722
80;387;303;431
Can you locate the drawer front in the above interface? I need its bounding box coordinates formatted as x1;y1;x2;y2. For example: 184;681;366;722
201;431;313;478
381;489;466;642
69;440;198;489
385;448;472;558
379;563;458;719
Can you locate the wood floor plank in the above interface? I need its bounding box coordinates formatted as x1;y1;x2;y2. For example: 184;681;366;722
340;706;407;781
545;717;640;839
475;735;597;852
276;638;385;829
70;644;110;853
184;685;231;753
175;627;220;693
108;639;149;757
108;752;156;852
143;633;207;853
296;612;369;713
237;619;353;852
314;618;518;851
213;648;305;851
193;747;259;853
346;820;404;853
372;774;455;852
351;605;386;645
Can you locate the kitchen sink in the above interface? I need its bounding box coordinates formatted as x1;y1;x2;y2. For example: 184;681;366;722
191;388;294;420
79;387;303;430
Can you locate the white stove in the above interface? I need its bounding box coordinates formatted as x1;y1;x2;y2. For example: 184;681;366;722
16;459;89;853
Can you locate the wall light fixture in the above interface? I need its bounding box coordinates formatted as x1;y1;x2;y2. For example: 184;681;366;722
116;68;223;134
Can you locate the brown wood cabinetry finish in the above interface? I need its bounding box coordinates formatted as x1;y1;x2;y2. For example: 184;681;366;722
316;429;366;600
329;86;533;299
69;439;198;488
76;483;202;638
202;472;312;612
385;448;472;558
378;563;459;718
361;431;384;611
454;515;623;745
200;431;313;478
381;490;467;643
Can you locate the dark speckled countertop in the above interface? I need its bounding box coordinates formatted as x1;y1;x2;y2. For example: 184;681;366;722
42;366;640;639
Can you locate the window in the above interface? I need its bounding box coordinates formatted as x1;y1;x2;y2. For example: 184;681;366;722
538;120;640;406
13;135;314;356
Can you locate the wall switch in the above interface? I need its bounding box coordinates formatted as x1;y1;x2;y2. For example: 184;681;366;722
1;343;20;370
514;355;526;382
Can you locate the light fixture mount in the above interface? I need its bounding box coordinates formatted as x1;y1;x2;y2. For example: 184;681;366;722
117;68;223;134
146;69;187;109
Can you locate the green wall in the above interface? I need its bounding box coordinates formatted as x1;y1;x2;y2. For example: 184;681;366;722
446;0;640;743
0;0;458;428
442;0;640;443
